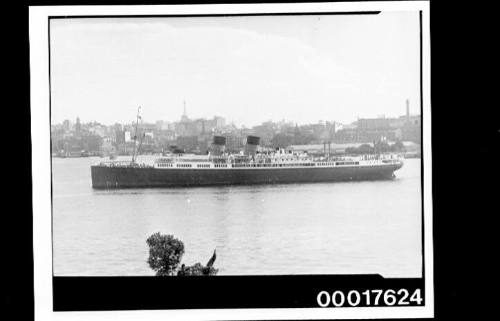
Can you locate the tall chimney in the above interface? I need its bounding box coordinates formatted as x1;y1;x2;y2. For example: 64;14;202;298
406;99;410;121
211;136;226;155
245;135;260;156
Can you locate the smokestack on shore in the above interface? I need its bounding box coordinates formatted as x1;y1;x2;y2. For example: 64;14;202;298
211;136;226;155
406;99;410;122
245;135;260;156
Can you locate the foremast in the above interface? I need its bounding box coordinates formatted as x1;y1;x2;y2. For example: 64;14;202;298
131;106;143;164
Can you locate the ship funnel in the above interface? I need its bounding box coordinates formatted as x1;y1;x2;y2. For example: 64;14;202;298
245;135;260;156
211;135;226;155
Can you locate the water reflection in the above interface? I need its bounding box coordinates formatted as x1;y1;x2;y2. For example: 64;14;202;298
52;157;422;277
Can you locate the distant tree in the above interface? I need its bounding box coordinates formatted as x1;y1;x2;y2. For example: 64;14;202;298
345;147;356;154
357;144;374;154
391;141;406;152
374;141;391;153
146;233;185;276
346;144;374;154
292;133;316;145
271;134;293;148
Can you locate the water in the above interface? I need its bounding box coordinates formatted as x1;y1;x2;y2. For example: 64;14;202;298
52;156;422;277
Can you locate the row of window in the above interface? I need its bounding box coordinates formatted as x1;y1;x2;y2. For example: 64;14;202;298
177;164;192;168
157;163;173;168
335;161;359;166
156;162;361;168
233;163;315;168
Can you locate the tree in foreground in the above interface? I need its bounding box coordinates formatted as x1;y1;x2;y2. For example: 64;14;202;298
146;232;218;276
178;250;218;276
146;232;185;276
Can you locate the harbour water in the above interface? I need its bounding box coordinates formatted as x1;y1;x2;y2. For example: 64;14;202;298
52;156;422;277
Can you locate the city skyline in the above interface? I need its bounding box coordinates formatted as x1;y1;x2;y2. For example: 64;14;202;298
50;11;420;127
51;103;420;128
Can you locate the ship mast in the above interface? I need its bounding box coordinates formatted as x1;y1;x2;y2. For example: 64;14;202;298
131;106;141;164
137;125;145;160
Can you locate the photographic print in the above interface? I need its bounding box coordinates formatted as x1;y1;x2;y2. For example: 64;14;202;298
30;1;433;320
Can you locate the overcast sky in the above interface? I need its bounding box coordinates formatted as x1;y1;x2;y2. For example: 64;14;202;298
49;12;420;127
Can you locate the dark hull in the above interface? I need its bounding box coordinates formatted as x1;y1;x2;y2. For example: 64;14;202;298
91;163;403;189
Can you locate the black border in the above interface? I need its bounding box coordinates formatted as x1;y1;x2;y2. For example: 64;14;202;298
419;9;425;281
46;6;428;311
53;275;425;311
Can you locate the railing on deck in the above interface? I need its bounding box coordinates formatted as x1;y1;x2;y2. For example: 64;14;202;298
97;154;402;169
97;161;154;168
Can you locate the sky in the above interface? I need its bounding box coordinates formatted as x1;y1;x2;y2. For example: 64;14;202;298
49;12;420;127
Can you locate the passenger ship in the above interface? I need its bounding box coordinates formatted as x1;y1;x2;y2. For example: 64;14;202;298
90;135;403;189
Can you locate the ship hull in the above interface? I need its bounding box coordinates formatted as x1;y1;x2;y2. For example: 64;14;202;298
91;163;403;189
